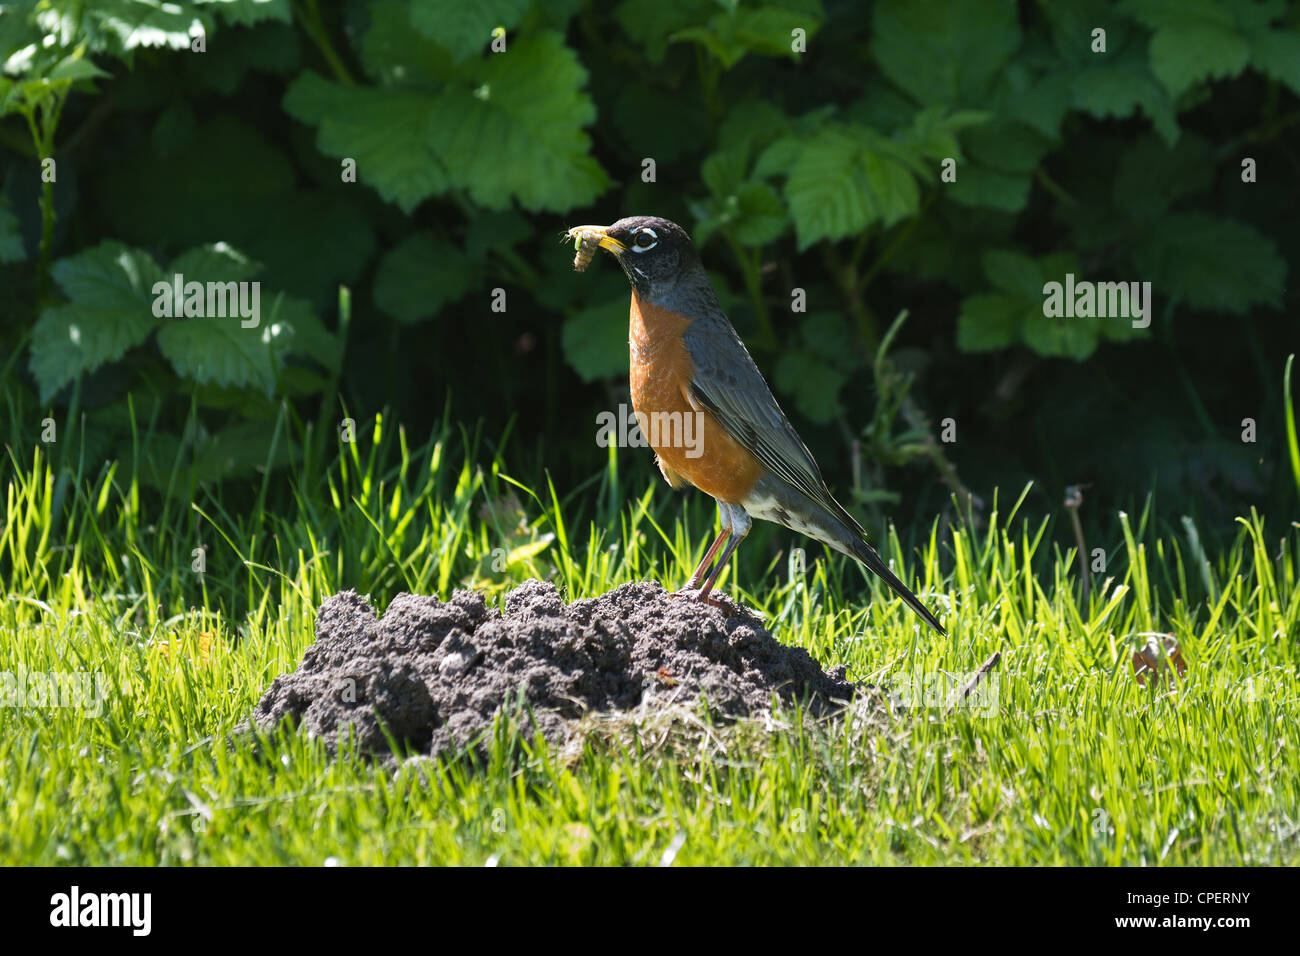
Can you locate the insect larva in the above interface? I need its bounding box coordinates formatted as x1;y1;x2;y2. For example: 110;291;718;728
572;230;599;272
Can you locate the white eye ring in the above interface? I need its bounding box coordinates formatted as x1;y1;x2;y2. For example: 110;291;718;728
631;227;658;252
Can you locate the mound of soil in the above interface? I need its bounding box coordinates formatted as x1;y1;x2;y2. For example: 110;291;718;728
249;580;857;758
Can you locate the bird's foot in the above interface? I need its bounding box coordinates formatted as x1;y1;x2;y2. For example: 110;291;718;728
669;586;727;610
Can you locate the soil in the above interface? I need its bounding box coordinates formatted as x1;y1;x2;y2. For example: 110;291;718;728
248;579;858;759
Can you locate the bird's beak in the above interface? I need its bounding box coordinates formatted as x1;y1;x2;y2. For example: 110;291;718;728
565;224;627;255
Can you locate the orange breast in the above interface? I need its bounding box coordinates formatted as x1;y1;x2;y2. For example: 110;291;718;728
628;294;763;504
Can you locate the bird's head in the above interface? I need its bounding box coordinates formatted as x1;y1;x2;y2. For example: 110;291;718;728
565;216;698;299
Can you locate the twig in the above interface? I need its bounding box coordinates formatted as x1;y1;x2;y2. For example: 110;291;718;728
1064;484;1089;610
944;650;1001;717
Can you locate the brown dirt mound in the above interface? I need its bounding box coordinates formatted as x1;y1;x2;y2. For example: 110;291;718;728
249;579;857;758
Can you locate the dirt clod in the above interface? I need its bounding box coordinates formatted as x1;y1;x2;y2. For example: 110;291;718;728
249;580;856;758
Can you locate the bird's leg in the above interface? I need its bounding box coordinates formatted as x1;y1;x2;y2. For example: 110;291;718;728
694;506;750;608
681;527;730;590
671;501;732;596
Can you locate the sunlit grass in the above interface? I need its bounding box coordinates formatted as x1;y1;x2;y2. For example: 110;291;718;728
0;413;1296;865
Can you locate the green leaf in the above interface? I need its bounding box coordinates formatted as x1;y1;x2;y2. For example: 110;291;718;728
956;293;1025;352
31;304;160;402
46;55;111;83
1044;263;1140;358
164;244;339;371
1041;0;1130;65
982;249;1043;300
169;242;261;284
1072;49;1179;145
614;0;719;63
863;148;920;228
265;296;340;372
410;0;531;61
0;9;40;77
872;0;1020;106
732;3;824;57
702;147;750;196
373;232;475;323
562;297;629;382
157;308;283;394
774;349;846;423
730;182;788;246
1021;309;1101;360
753;136;803;179
195;0;292;27
1037;251;1081;285
962;119;1051;173
51;240;167;310
1124;0;1233;27
85;0;206;53
153;242;330;392
360;0;453;87
997;66;1074;140
959;248;1112;359
1131;213;1285;312
1148;22;1249;99
897;106;990;162
284;72;447;213
673;3;824;69
784;128;869;249
27;239;333;400
948;164;1032;213
718;100;791;163
1226;0;1287;33
1250;28;1300;96
693;180;788;248
427;32;609;211
29;241;165;400
783;125;920;249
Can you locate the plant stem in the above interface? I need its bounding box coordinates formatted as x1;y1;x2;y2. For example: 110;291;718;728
294;0;355;84
22;92;67;303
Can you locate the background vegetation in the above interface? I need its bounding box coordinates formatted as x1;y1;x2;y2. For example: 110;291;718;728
1;0;1298;868
2;0;1297;566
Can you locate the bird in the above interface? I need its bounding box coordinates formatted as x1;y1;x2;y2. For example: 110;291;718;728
565;216;945;635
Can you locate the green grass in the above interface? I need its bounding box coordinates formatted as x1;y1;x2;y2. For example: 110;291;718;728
1;410;1297;865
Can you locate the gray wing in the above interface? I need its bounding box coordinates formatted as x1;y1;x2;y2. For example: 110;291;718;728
681;317;866;536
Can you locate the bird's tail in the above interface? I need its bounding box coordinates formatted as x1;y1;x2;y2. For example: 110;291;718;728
845;536;946;636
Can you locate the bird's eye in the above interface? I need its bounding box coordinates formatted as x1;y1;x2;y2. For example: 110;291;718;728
631;227;658;252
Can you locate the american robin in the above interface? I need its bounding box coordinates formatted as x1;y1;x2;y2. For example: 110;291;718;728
566;216;945;635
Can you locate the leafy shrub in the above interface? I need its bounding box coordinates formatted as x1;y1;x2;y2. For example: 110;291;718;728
1;0;1295;531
